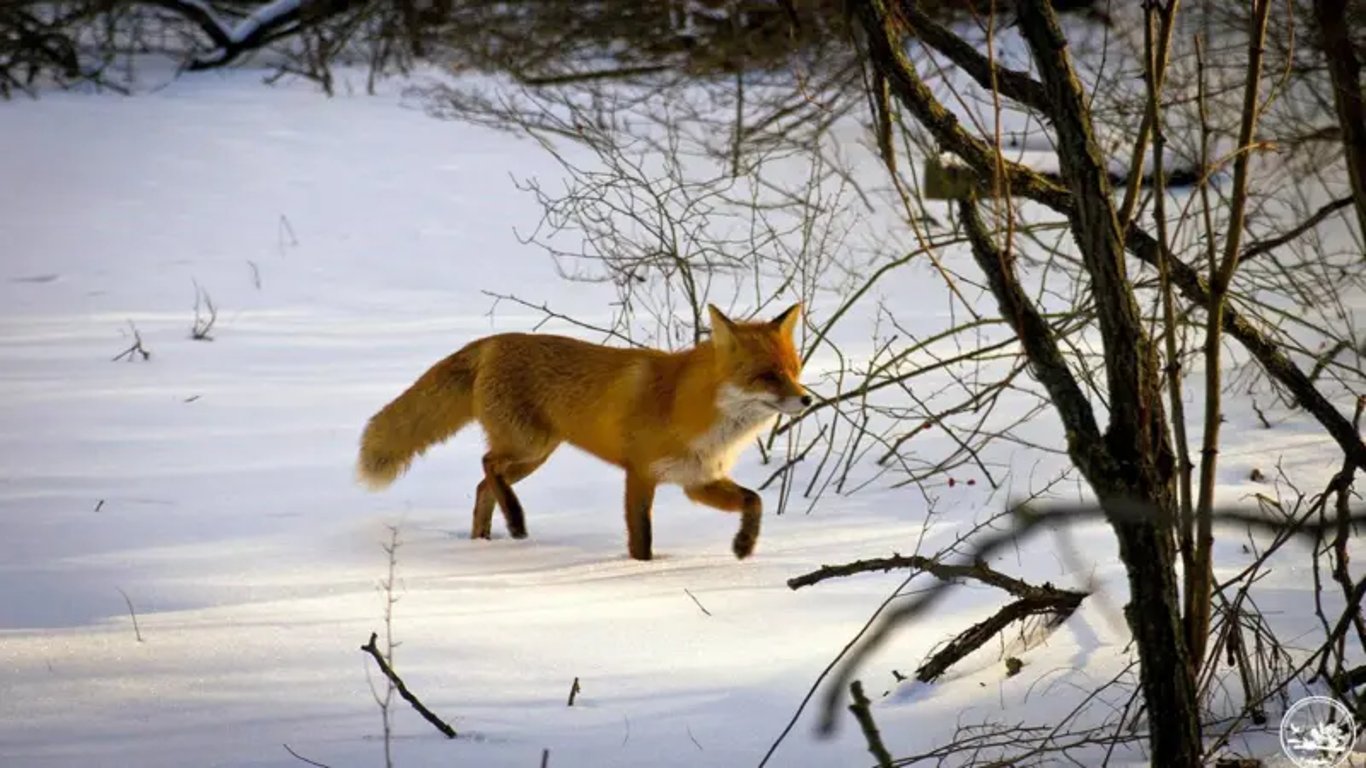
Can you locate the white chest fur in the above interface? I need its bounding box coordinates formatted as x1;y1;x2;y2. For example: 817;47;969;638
651;384;777;486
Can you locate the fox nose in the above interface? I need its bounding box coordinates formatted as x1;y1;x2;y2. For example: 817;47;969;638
799;394;813;408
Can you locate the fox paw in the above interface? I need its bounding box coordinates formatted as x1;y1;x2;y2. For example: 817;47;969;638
732;532;756;559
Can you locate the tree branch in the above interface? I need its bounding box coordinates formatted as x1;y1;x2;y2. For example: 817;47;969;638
1125;227;1366;471
957;198;1108;483
135;0;369;71
849;0;1070;207
138;0;232;49
1016;0;1161;465
892;0;1051;116
1240;196;1355;262
851;0;1366;474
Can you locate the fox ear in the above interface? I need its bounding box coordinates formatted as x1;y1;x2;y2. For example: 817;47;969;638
708;304;737;348
772;302;802;336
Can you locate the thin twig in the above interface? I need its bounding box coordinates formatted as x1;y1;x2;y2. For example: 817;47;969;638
1190;0;1275;668
279;213;298;251
112;321;150;362
1240;196;1354;262
370;525;401;768
191;281;217;341
482;291;642;348
759;424;828;490
567;676;581;707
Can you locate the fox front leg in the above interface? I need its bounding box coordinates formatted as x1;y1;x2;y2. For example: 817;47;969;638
684;479;762;559
624;471;658;561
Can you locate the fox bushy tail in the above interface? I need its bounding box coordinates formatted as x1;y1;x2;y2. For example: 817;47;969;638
357;343;480;489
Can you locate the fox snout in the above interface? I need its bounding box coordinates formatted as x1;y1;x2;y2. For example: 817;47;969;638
765;380;812;415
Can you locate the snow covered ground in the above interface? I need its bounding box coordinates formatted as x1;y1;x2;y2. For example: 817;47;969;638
0;68;1358;767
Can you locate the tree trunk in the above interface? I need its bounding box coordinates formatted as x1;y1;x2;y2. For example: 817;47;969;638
1311;0;1366;242
1013;2;1202;763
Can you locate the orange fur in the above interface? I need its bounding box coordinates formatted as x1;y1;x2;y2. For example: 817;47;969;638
356;303;808;560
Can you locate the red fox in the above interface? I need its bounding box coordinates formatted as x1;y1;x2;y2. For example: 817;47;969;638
357;304;809;560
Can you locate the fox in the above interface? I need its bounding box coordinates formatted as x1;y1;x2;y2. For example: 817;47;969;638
356;303;810;561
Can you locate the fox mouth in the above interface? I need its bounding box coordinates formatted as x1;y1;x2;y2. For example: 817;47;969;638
769;399;809;416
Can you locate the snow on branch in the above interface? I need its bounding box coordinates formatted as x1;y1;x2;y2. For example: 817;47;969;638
223;0;304;45
140;0;360;70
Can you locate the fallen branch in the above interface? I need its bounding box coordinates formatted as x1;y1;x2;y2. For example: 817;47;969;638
360;632;456;739
915;591;1083;683
813;499;1366;734
116;587;144;643
518;64;672;86
792;552;1087;684
567;676;581;706
683;588;712;617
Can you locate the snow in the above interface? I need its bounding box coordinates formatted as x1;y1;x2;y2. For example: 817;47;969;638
0;66;1360;767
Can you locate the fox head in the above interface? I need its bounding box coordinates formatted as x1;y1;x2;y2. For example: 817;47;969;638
709;303;811;416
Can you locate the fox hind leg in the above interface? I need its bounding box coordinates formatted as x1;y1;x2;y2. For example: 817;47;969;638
472;449;555;540
479;453;527;539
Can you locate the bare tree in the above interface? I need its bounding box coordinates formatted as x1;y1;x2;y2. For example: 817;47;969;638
474;0;1366;763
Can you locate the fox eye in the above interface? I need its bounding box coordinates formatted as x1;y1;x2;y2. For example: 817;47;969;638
754;371;783;386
